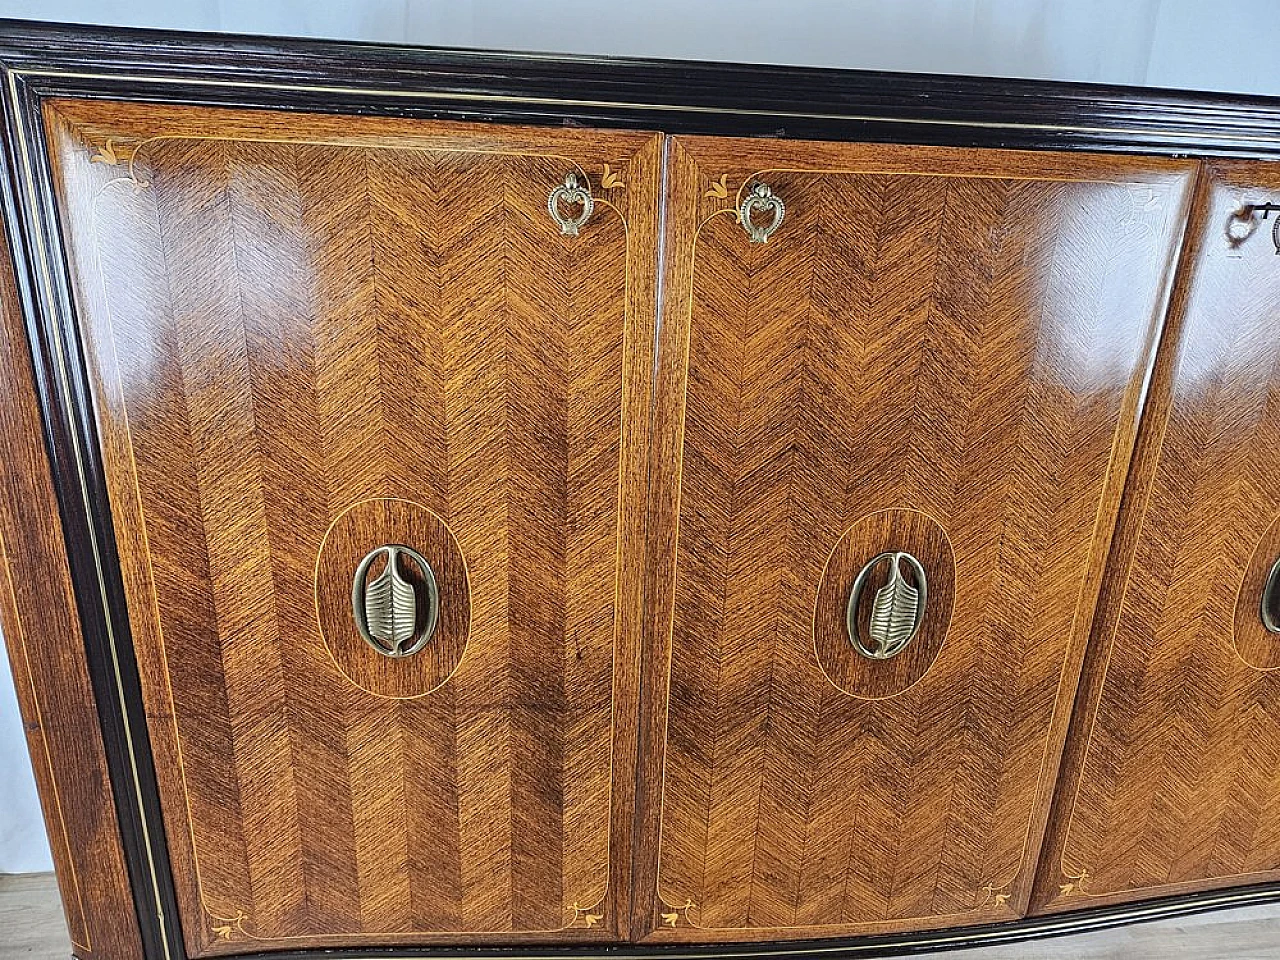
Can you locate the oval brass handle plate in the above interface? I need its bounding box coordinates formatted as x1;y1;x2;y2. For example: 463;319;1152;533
351;544;439;658
847;551;928;660
548;172;594;236
1261;557;1280;634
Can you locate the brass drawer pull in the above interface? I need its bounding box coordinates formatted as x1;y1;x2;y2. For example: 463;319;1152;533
847;551;927;660
351;544;439;658
1260;557;1280;634
1226;202;1280;253
739;182;785;243
548;172;594;236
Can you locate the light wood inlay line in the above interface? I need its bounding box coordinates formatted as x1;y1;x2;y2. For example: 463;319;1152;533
638;136;1196;943
44;98;663;953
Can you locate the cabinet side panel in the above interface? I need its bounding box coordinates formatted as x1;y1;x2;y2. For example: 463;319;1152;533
0;193;143;960
1035;161;1280;913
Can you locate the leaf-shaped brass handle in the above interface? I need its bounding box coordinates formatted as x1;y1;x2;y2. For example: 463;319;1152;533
847;551;927;660
351;544;439;658
1261;557;1280;634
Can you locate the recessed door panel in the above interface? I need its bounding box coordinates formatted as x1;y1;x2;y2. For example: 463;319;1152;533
1036;161;1280;914
45;99;660;952
639;136;1195;941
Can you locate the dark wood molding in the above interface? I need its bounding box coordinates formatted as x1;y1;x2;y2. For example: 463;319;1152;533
4;18;1280;156
140;880;1280;960
2;15;1280;960
0;52;185;960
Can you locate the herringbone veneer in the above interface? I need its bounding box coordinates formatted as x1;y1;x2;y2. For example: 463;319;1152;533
637;136;1195;942
45;101;662;953
1036;161;1280;914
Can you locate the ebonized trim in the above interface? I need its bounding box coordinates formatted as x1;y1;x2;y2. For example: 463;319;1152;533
6;17;1280;156
0;63;184;960
1;15;1279;960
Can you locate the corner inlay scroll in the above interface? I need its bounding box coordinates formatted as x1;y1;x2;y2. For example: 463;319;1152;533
87;136;141;168
601;163;625;189
978;882;1012;909
567;901;605;929
1058;868;1091;897
81;133;150;191
704;173;731;199
659;898;697;928
208;910;250;942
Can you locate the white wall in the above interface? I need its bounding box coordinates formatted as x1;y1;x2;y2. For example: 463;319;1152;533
2;0;1280;875
2;0;1280;91
0;657;48;872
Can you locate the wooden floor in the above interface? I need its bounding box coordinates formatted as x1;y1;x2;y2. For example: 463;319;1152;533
2;872;1277;959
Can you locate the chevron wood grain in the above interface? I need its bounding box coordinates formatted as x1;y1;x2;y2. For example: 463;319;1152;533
635;136;1196;942
44;100;662;952
1034;161;1280;914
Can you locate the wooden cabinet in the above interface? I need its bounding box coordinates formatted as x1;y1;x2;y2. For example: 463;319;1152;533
1035;161;1280;913
8;22;1280;960
634;136;1195;941
43;98;662;952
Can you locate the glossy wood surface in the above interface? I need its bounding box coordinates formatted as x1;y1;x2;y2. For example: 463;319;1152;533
1035;161;1280;914
44;98;661;952
636;135;1196;942
0;199;143;960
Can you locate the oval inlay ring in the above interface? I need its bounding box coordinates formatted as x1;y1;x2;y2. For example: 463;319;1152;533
316;498;471;698
814;508;955;699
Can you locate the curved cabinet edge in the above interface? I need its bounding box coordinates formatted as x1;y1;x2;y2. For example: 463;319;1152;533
0;166;143;960
1031;161;1280;914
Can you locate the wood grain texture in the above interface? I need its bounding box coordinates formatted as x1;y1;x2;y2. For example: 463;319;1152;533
0;196;143;960
813;509;956;700
635;135;1196;942
1034;161;1280;914
44;99;661;952
314;498;470;698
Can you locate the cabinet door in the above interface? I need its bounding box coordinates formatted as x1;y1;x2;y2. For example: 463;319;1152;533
45;100;661;952
1036;162;1280;913
636;136;1195;941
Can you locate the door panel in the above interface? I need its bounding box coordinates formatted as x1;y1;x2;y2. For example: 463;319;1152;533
45;100;660;951
1035;162;1280;913
638;136;1195;941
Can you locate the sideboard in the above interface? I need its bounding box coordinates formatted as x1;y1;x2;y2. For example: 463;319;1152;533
1;18;1279;960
